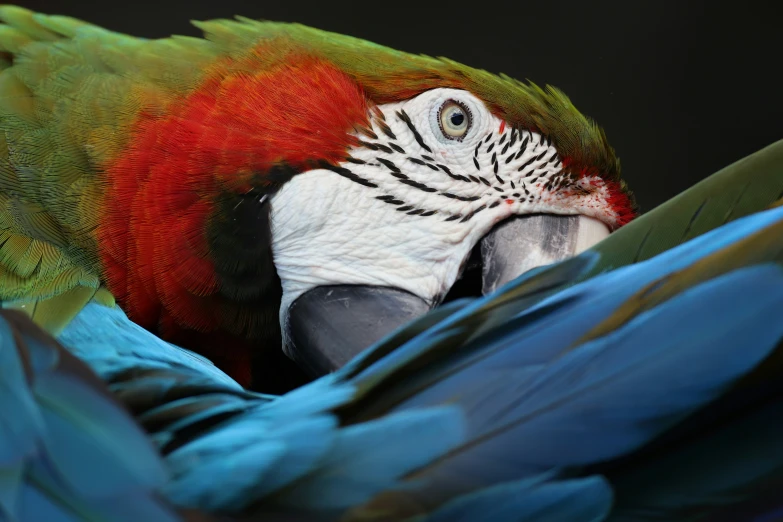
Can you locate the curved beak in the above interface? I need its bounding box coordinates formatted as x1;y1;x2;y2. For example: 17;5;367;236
284;285;430;376
481;214;610;294
284;214;609;377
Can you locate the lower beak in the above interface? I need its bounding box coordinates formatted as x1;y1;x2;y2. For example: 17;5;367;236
284;285;430;376
284;214;609;376
481;214;609;295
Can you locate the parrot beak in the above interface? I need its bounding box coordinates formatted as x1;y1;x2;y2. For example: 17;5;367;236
285;214;609;377
284;285;430;376
480;214;610;295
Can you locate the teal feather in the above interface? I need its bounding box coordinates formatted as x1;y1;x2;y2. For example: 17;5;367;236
424;475;613;522
35;370;167;497
0;310;183;522
24;202;777;520
274;406;466;511
165;437;288;510
0;318;43;470
0;144;760;520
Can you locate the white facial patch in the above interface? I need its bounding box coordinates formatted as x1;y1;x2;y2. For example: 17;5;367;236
270;88;617;339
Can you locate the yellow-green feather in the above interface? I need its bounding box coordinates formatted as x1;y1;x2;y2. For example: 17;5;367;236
0;7;188;325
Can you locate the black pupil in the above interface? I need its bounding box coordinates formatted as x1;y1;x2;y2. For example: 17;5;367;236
450;111;465;126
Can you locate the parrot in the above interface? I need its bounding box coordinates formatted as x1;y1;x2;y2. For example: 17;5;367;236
0;6;637;389
1;6;783;522
1;137;782;522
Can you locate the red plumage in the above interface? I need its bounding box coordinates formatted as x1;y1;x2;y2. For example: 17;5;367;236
97;53;369;385
561;157;636;227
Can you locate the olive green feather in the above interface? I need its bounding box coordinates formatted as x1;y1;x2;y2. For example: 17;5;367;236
585;138;783;278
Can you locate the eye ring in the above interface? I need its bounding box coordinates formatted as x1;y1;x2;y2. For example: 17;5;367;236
437;99;472;141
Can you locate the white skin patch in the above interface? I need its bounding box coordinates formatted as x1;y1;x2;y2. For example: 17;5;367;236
270;88;618;336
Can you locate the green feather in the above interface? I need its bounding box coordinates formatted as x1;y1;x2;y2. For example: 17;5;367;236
584;138;783;278
0;5;629;338
192;17;622;185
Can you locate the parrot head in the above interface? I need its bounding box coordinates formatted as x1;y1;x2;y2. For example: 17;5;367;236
90;19;636;383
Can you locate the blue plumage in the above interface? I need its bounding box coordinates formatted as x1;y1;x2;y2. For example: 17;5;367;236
0;311;181;522
606;401;783;521
382;265;782;497
1;184;781;520
424;475;613;522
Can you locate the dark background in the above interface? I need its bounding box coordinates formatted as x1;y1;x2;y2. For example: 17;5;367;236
17;0;782;212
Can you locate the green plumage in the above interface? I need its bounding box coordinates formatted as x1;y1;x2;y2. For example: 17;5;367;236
190;17;623;182
0;5;629;334
586;138;783;277
0;5;776;342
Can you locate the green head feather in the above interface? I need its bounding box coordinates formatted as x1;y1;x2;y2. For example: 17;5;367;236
195;17;625;190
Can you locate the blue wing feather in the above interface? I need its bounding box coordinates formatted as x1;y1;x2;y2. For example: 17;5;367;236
424;475;613;522
21;201;779;520
274;406;466;511
0;311;184;522
606;401;783;521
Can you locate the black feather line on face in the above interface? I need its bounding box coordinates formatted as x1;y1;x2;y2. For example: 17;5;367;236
399;178;437;193
437;164;472;183
377;157;401;173
378;120;397;140
320;162;379;188
342;116;572;224
396;110;433;153
372;142;394;154
518;156;537;173
509;128;518;146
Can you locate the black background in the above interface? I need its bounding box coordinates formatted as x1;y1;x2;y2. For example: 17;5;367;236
17;0;782;212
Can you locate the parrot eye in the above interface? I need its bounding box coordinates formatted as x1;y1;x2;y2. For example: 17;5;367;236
438;100;472;140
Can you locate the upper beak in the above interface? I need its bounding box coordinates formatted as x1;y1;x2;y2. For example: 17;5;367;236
284;214;609;377
480;214;610;295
